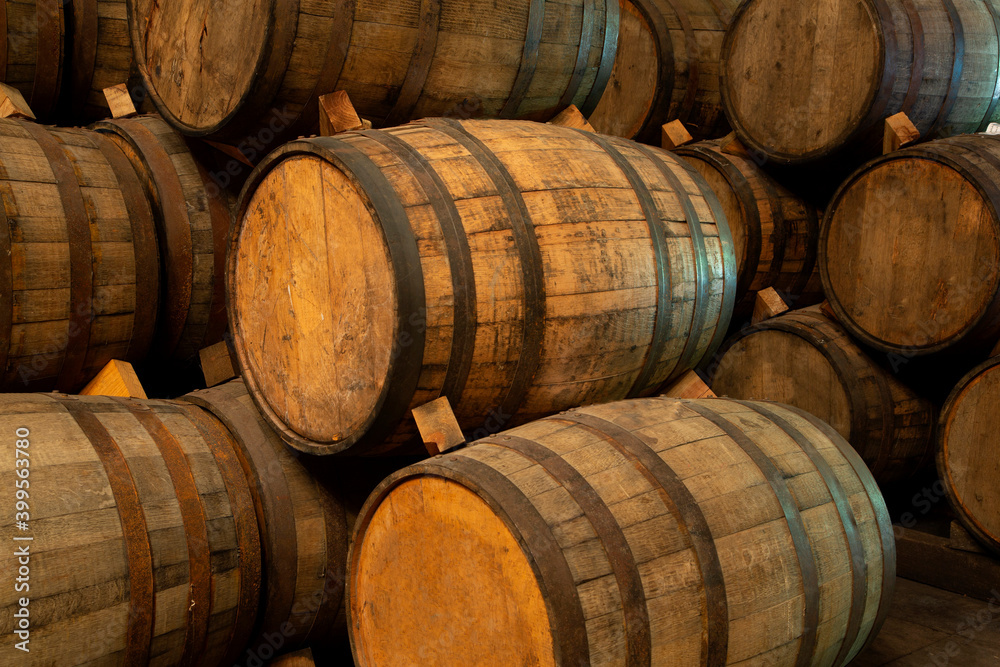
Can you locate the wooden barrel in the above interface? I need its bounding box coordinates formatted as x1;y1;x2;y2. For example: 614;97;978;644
0;118;159;392
127;0;619;144
66;0;145;120
675;139;822;312
938;356;1000;555
589;0;740;143
94;114;231;361
710;306;936;482
349;397;895;666
1;0;65;119
820;135;1000;356
0;393;260;664
721;0;1000;165
182;380;351;657
229;119;736;456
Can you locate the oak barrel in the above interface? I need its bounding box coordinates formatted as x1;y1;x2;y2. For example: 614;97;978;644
675;139;822;312
0;118;159;392
127;0;619;144
590;0;740;142
937;356;1000;555
0;393;260;664
2;0;143;121
721;0;1000;164
349;397;895;666
710;306;936;482
183;380;351;656
1;0;64;119
94;114;231;361
230;119;737;456
820;135;1000;356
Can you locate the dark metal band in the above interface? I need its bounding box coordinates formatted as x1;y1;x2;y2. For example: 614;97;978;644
125;402;213;665
69;0;99;115
780;404;896;659
359;128;477;406
756;176;789;293
20;123;93;391
191;151;231;347
682;401;820;667
56;397;154;665
482;434;651;666
312;136;427;450
423;118;544;425
736;401;869;667
385;0;441;126
676;145;760;301
560;0;596;108
861;0;901;135
708;0;733;25
979;0;1000;131
89;131;160;363
501;0;547;117
405;455;590;665
107;118;195;358
582;0;621;116
635;144;710;381
928;0;965;137
33;0;62;117
789;203;820;299
558;409;729;666
0;0;7;80
181;402;263;666
292;0;357;136
573;132;671;398
660;0;700;123
899;0;925;116
182;384;299;644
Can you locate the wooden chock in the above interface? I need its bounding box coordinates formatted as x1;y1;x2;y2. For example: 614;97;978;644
80;360;147;398
949;521;988;555
662;370;716;399
319;90;372;136
200;341;238;388
104;83;138;118
990;338;1000;358
202;139;255;168
413;396;466;455
547;105;595;132
661;120;693;150
0;83;35;120
720;131;751;159
819;300;840;323
883;112;920;154
752;287;790;324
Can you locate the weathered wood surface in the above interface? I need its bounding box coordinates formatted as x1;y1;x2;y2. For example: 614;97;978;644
722;0;1000;164
821;134;1000;357
676;138;822;313
182;380;352;654
128;0;619;144
1;0;144;121
590;0;742;143
349;397;895;666
937;357;1000;555
0;393;261;664
852;577;1000;666
892;527;1000;603
93;114;231;361
229;119;737;455
0;118;159;392
711;306;936;483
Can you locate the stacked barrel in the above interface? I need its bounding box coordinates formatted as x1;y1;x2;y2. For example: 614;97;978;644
23;0;1000;664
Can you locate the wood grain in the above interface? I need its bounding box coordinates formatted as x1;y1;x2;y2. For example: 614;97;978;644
0;118;159;392
349;397;896;666
937;356;1000;555
821;135;1000;356
128;0;619;144
711;306;936;483
0;393;261;665
722;0;1000;164
229;119;737;455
